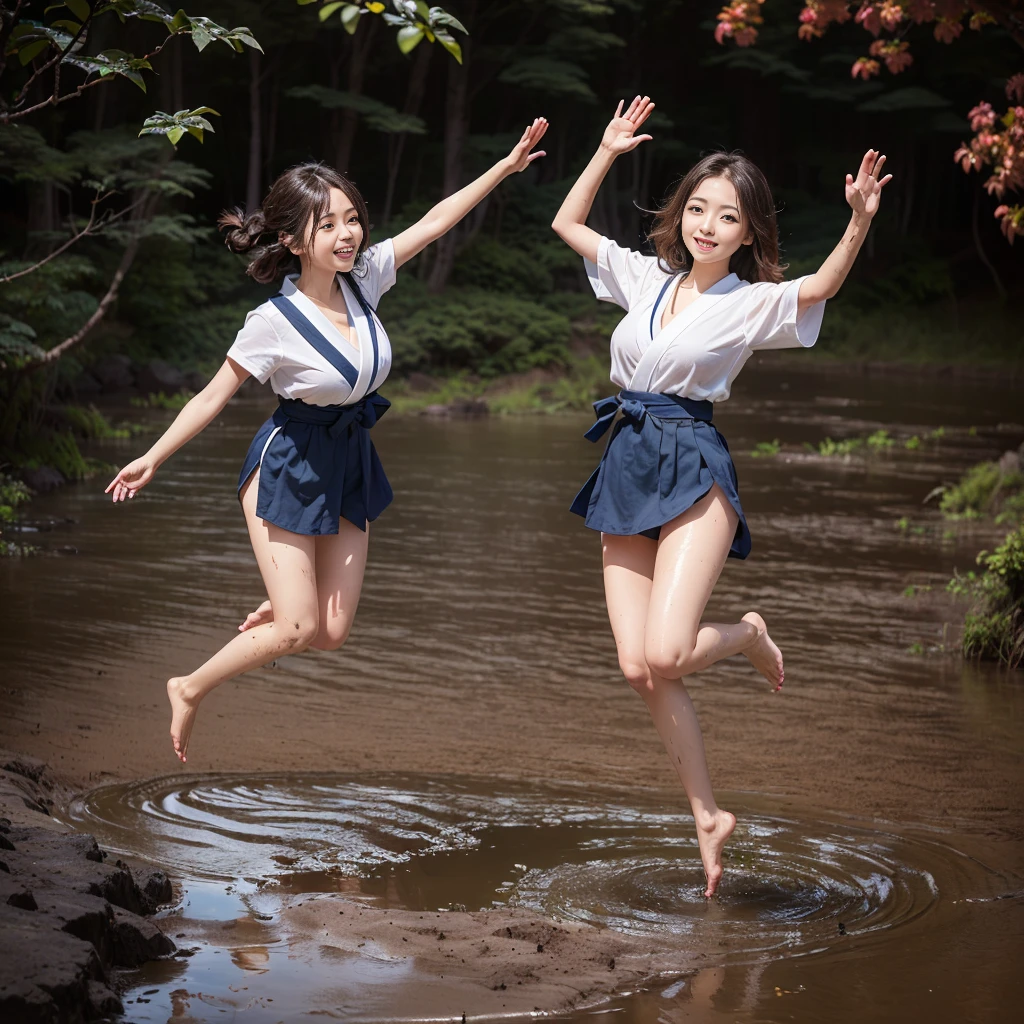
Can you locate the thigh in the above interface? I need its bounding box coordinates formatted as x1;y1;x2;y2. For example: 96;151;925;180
602;532;658;671
240;468;319;627
647;483;739;647
313;518;370;644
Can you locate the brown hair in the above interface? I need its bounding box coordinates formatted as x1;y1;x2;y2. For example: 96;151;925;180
218;163;370;285
648;151;786;284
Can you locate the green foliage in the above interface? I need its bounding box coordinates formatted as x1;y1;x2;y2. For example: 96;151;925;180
379;282;571;376
0;473;34;557
131;390;194;410
56;404;133;439
948;525;1024;669
285;86;426;134
139;108;220;147
814;436;863;457
750;439;781;458
866;429;895;450
939;461;1024;523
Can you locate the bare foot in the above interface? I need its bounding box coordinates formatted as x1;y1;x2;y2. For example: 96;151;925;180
239;599;273;632
741;611;784;691
167;676;201;764
697;808;737;898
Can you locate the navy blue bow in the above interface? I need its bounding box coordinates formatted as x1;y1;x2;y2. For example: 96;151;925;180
584;394;648;443
326;392;390;438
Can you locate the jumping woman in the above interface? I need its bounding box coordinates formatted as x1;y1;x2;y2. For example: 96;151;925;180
551;96;889;897
106;118;549;763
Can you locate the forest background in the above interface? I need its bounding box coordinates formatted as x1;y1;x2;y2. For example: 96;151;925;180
1;0;1022;479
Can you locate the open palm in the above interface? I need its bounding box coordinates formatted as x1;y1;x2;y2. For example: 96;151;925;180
846;149;892;218
601;95;655;155
506;117;549;173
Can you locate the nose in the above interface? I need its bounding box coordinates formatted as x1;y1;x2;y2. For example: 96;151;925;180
700;218;714;236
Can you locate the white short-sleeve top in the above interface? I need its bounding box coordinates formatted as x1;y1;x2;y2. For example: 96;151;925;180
585;235;826;402
226;238;397;407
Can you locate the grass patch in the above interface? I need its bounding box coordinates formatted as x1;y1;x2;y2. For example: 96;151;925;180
938;461;1024;523
0;473;35;557
750;439;781;459
130;390;194;411
948;524;1024;669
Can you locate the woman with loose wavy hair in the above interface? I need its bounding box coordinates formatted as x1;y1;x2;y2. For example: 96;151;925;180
105;119;549;764
648;151;786;284
553;95;890;898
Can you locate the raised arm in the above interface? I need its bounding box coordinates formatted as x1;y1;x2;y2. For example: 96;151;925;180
105;358;250;502
798;149;892;312
390;118;548;270
551;96;655;263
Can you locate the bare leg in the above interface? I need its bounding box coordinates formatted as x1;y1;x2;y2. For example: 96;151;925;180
309;519;369;651
237;519;369;649
603;531;735;898
166;468;320;763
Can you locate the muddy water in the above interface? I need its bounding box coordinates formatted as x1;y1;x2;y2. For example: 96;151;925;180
3;362;1024;1020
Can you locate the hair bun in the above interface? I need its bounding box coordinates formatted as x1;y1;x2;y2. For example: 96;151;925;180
217;206;267;254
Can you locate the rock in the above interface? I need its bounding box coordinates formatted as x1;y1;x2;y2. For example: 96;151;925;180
112;906;176;966
138;868;172;908
998;449;1021;476
0;917;105;1024
406;371;438;392
86;980;123;1017
136;359;186;397
91;354;135;393
20;466;65;495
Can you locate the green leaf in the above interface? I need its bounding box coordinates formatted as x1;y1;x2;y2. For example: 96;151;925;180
297;0;319;5
166;126;185;146
50;20;83;34
319;1;344;21
436;30;461;64
19;40;51;65
122;68;147;91
429;9;467;34
191;23;212;50
396;25;424;54
65;0;91;21
415;1;430;19
340;4;361;33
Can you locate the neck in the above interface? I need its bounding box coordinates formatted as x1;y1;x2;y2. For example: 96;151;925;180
295;261;338;304
683;259;733;292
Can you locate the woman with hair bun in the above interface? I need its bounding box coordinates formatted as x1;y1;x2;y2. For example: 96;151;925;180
551;96;890;898
106;118;548;763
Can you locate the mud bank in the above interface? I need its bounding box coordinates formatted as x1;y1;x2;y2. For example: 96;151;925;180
0;752;174;1022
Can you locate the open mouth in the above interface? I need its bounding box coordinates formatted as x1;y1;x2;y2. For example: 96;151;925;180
334;247;355;260
693;237;718;253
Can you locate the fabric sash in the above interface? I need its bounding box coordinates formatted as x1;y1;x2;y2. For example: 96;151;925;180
583;390;713;443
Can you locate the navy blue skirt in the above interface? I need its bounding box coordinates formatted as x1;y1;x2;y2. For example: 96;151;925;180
570;390;751;559
238;393;392;536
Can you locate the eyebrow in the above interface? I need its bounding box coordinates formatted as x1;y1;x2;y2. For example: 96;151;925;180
320;207;358;221
689;196;740;213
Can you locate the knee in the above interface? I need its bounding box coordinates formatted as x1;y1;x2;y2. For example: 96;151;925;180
644;638;694;681
310;619;352;652
279;616;320;653
619;653;655;695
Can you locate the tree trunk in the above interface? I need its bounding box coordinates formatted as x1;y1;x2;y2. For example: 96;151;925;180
335;17;379;175
246;48;262;212
383;42;433;226
426;47;471;293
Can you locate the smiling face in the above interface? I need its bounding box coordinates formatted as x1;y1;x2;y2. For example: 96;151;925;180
284;186;364;275
679;175;754;271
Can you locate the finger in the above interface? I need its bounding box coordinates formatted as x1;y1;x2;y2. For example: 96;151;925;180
633;101;656;129
846;173;854;186
525;150;546;163
614;99;623;118
858;149;876;177
877;174;893;187
872;154;887;176
624;94;642;120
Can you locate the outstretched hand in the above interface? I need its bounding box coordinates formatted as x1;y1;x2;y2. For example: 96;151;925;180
105;456;156;502
846;149;892;218
505;117;549;173
601;95;655;156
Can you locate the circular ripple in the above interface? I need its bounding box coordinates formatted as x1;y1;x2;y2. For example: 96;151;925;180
67;773;982;963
